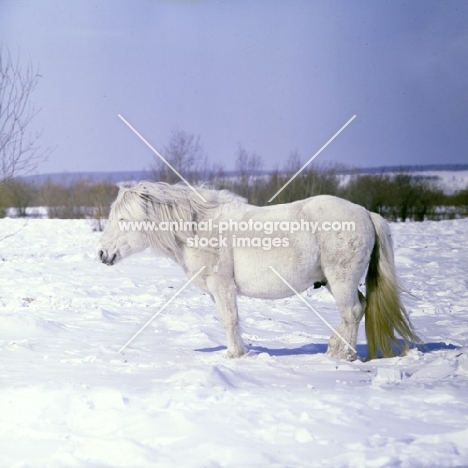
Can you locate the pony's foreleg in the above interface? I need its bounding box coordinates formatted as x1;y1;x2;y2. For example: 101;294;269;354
206;276;246;358
326;287;366;361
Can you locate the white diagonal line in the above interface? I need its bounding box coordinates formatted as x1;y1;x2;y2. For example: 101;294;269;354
269;266;357;354
117;266;206;353
117;114;207;203
268;114;356;202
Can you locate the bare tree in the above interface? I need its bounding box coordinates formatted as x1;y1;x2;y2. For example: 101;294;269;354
235;144;263;184
234;144;264;203
152;129;206;183
285;149;302;174
0;49;49;183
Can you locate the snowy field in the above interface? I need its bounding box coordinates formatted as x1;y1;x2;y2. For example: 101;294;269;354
1;217;468;467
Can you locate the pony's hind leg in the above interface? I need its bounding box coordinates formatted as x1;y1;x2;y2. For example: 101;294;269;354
206;276;247;358
326;285;366;361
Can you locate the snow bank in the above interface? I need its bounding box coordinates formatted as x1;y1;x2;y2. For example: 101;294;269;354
1;218;467;467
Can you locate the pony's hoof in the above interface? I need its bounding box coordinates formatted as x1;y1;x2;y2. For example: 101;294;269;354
226;348;248;359
326;348;357;362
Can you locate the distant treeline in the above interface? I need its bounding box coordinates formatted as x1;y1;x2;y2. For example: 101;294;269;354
1;129;467;224
0;178;118;230
215;168;468;221
1;167;468;225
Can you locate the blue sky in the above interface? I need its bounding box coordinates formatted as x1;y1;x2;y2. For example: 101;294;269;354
1;0;467;174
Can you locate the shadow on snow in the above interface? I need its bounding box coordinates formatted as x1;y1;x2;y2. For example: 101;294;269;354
195;341;459;359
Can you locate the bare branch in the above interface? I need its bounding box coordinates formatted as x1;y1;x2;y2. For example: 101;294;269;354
152;129;206;184
0;48;50;183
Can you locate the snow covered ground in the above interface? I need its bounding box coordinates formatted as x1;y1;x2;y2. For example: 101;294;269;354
1;217;468;467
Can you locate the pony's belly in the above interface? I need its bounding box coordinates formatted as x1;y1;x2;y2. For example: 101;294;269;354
232;249;323;299
234;270;319;299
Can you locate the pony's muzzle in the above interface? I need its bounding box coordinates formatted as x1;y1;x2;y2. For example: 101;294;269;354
99;249;117;266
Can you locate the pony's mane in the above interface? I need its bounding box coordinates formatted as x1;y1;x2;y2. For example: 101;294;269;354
110;181;246;259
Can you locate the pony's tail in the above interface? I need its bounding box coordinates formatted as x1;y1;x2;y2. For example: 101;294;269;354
365;212;419;359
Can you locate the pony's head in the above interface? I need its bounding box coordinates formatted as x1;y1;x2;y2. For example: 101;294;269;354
97;180;246;265
97;184;152;265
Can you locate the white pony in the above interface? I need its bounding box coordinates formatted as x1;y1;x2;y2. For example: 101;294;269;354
97;181;418;360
